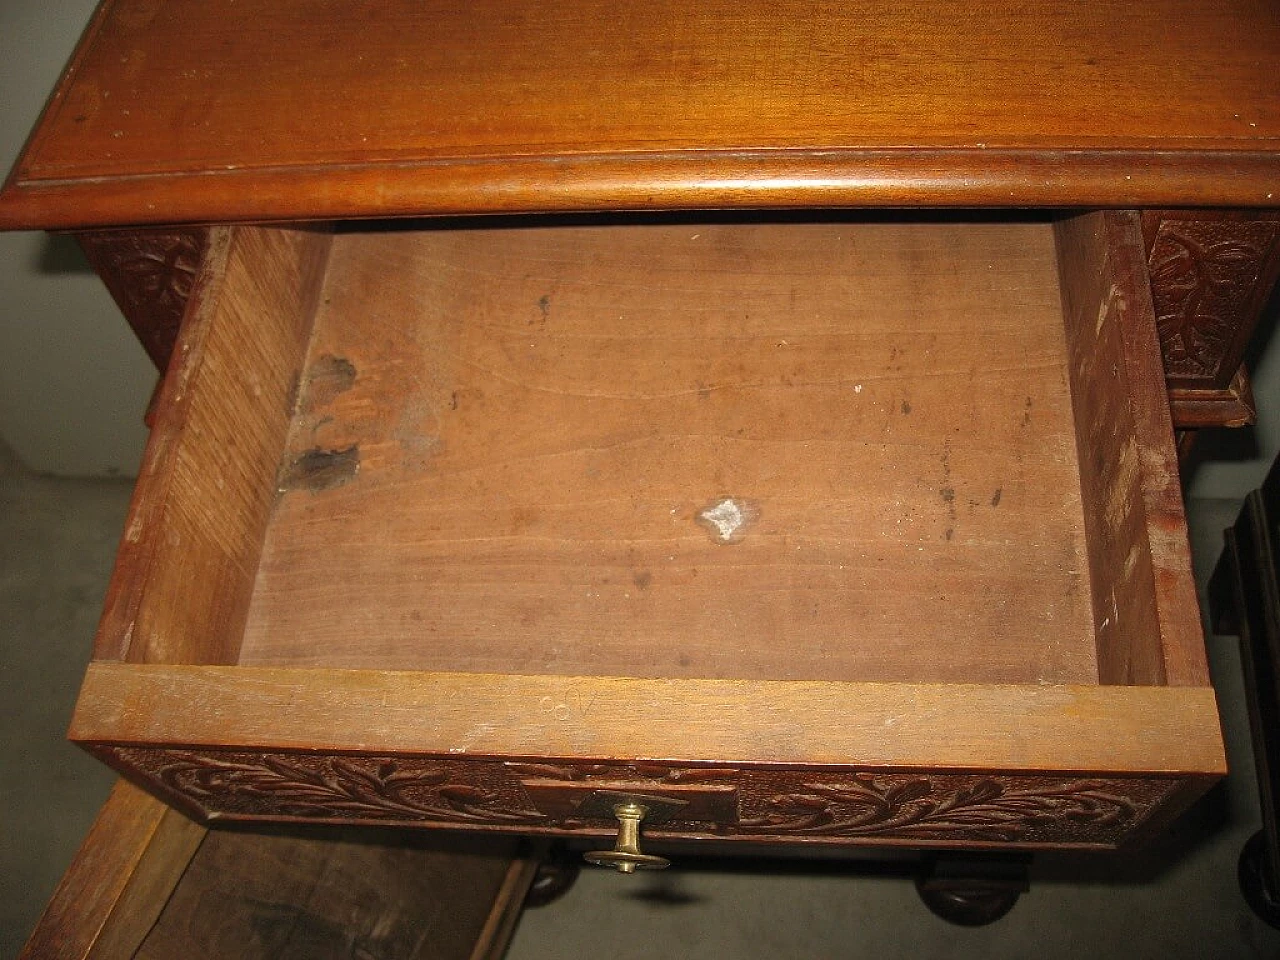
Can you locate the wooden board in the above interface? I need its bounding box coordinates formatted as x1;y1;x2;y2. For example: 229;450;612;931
239;220;1096;685
73;663;1227;776
1055;211;1206;687
2;0;1279;227
94;227;331;667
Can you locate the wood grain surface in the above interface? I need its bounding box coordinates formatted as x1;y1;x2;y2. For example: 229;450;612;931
2;0;1279;227
95;226;330;665
241;220;1096;685
71;663;1226;776
1055;212;1207;687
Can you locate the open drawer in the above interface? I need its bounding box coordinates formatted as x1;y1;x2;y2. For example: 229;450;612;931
70;210;1225;852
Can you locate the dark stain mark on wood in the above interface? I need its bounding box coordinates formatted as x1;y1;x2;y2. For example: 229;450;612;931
280;445;359;493
939;440;958;533
450;390;459;411
991;487;1003;507
537;293;551;323
901;399;912;414
303;354;357;410
633;570;652;590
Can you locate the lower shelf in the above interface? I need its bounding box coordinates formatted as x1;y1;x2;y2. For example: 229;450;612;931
20;781;536;960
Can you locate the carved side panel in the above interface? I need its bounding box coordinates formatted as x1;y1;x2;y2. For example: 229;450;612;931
97;747;1185;850
1141;212;1280;433
1145;215;1279;385
77;228;211;371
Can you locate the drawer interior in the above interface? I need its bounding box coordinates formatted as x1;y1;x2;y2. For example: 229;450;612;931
95;212;1203;691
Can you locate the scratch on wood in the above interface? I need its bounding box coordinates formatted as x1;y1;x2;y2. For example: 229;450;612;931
1104;437;1140;534
1097;283;1125;337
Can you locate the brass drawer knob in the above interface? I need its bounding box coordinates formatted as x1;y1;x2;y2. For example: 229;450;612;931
582;802;670;873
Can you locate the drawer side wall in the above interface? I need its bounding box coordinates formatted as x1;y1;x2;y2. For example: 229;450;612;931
1055;211;1207;687
93;226;331;665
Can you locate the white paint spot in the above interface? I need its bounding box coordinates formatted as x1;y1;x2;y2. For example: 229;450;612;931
854;383;863;393
699;498;749;542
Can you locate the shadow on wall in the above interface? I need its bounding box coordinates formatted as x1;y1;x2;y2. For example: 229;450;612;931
33;233;95;274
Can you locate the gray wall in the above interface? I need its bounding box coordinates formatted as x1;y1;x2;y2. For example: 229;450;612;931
1;1;1275;496
1;1;152;477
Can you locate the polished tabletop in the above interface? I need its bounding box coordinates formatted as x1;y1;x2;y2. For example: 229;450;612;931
2;0;1279;227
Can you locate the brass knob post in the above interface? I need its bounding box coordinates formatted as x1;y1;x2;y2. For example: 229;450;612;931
582;802;670;873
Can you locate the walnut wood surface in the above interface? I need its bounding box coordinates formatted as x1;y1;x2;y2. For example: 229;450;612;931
71;664;1224;849
95;743;1200;852
1055;212;1206;687
72;663;1226;777
2;0;1279;227
95;226;330;665
241;220;1095;685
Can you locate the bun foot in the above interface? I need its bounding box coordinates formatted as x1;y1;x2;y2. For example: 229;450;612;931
1239;830;1280;929
915;854;1029;926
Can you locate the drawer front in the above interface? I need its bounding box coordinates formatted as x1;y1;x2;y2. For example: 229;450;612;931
95;745;1191;850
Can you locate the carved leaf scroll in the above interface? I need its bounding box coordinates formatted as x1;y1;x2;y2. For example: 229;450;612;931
738;774;1136;842
121;749;546;825
103;747;1179;847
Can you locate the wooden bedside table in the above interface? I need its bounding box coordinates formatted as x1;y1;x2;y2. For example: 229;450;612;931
5;0;1279;941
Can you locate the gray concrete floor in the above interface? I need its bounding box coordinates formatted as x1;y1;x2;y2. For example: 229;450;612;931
4;446;1280;957
2;441;121;957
